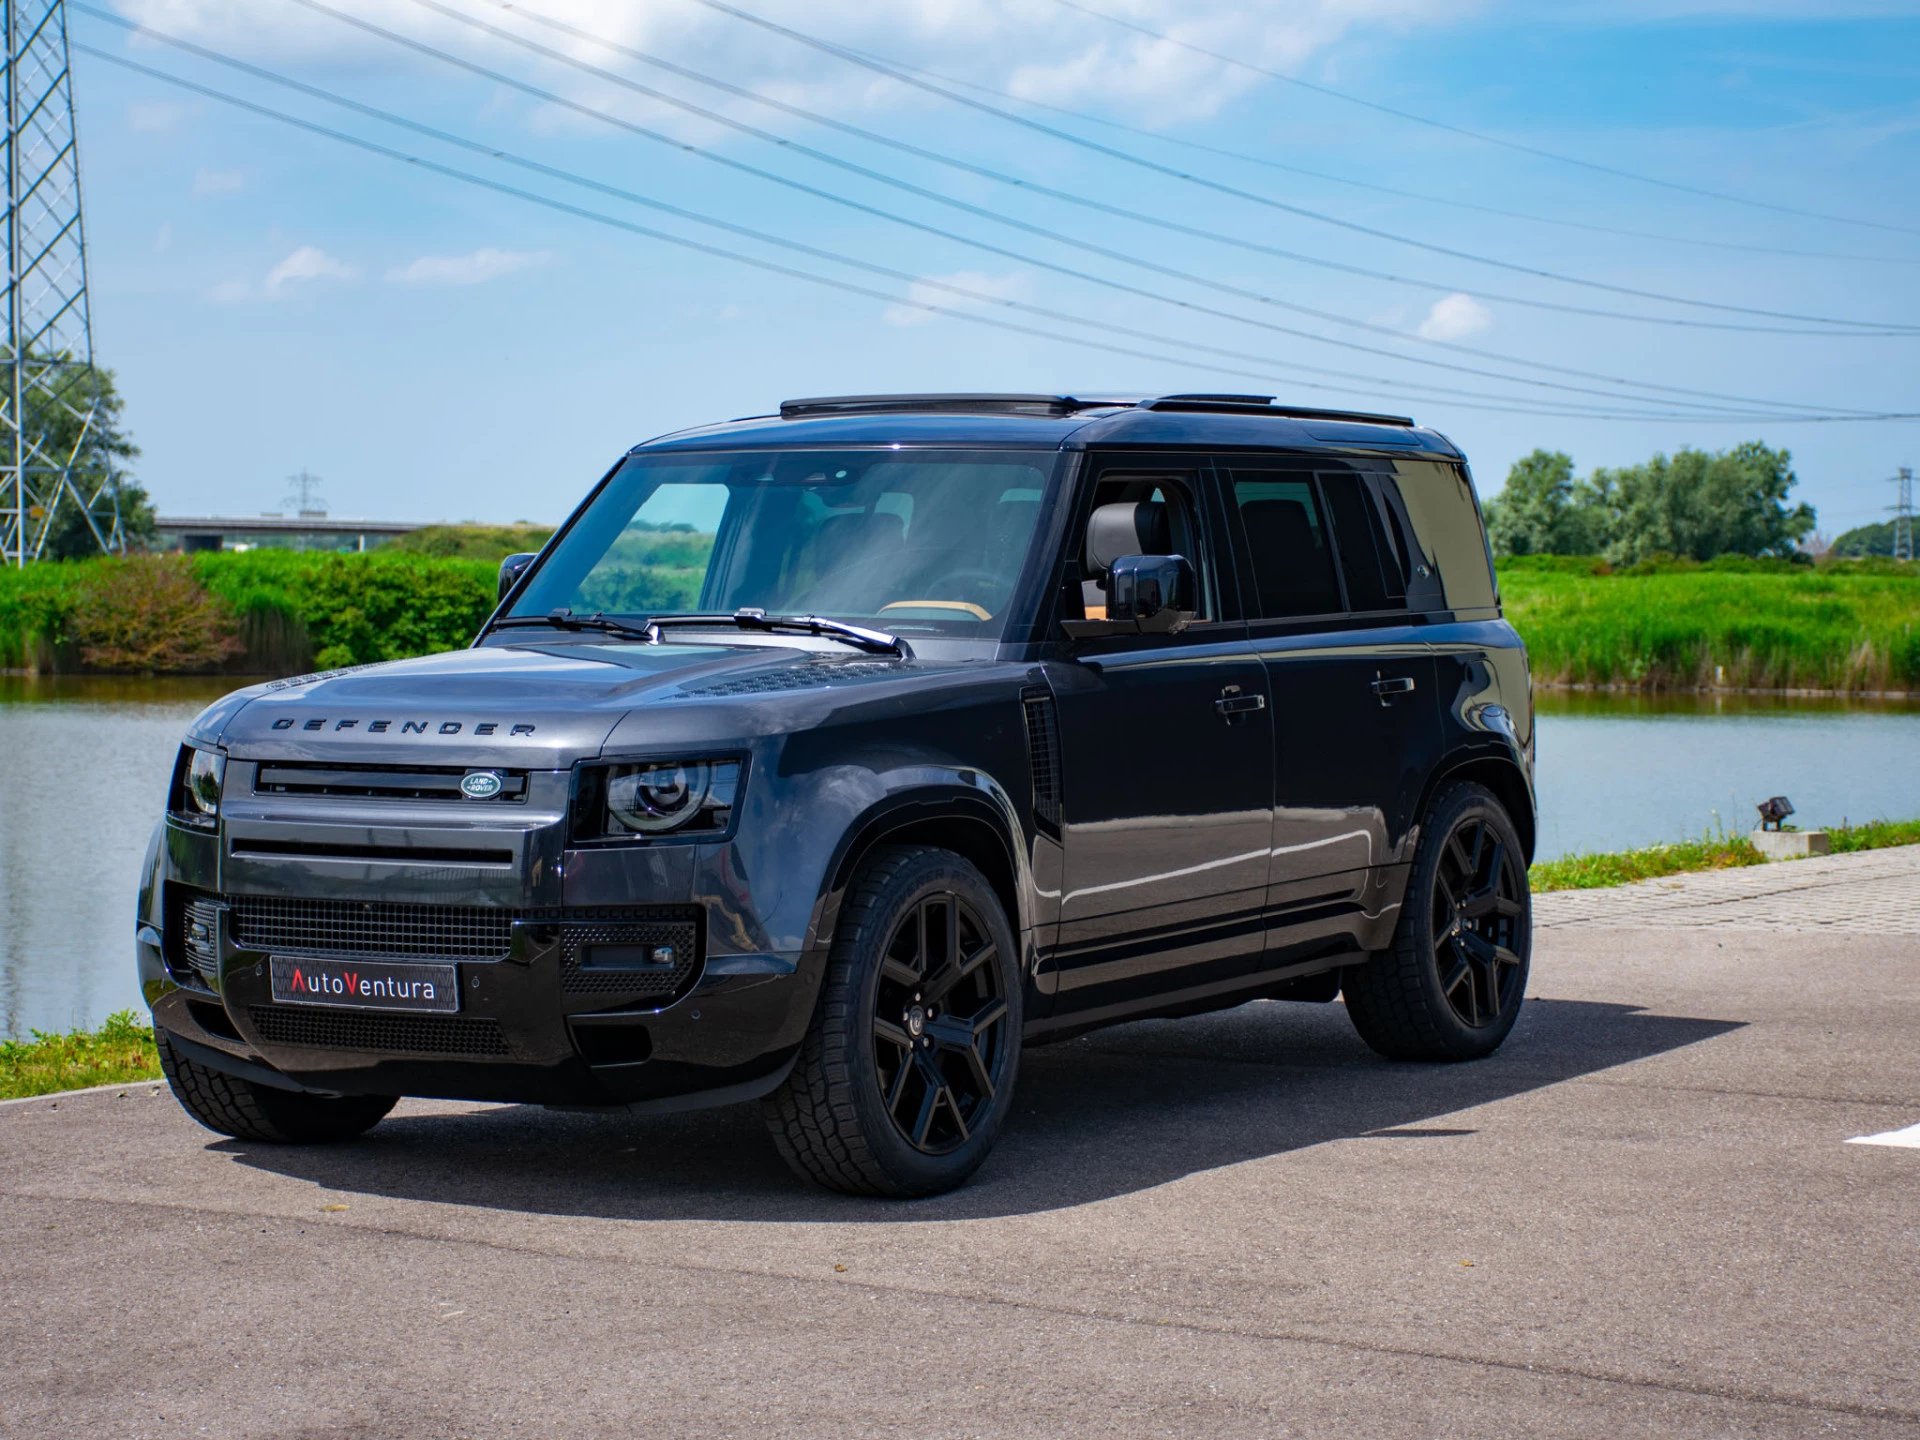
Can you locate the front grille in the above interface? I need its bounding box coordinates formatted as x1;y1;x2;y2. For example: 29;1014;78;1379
248;1005;509;1057
559;916;700;998
252;762;527;803
231;896;520;959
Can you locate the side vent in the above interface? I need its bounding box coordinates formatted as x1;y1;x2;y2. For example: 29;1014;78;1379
1021;686;1063;836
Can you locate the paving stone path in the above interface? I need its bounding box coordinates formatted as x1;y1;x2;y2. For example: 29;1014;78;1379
1535;844;1920;935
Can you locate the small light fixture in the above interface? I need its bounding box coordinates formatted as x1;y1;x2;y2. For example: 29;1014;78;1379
1756;796;1795;832
650;945;677;967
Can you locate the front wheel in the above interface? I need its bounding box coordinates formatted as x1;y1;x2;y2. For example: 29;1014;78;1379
157;1031;396;1143
1343;781;1531;1062
763;846;1022;1197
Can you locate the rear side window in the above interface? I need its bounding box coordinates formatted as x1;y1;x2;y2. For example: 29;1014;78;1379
1383;460;1498;614
1225;470;1341;618
1318;472;1406;614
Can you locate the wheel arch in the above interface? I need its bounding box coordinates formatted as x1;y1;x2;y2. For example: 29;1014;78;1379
1414;745;1537;864
806;789;1030;962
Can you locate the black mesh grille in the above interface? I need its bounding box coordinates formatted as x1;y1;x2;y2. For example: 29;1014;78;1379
248;1005;509;1057
1022;687;1062;834
559;916;700;998
679;660;900;697
231;896;520;959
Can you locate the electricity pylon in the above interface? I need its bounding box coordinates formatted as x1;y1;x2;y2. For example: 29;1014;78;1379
0;0;114;565
1891;467;1914;564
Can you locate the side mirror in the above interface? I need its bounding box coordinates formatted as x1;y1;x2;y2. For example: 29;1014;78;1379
498;551;537;602
1107;553;1196;634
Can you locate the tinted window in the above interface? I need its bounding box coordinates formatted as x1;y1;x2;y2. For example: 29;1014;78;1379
1227;471;1342;619
1075;473;1214;622
1319;472;1406;613
1383;460;1498;614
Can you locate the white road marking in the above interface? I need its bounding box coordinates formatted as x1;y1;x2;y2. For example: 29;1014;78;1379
1847;1122;1920;1149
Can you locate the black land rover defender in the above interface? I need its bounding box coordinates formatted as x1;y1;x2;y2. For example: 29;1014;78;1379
139;393;1534;1196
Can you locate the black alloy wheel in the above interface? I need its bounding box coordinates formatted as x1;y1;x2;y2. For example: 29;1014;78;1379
1430;814;1527;1029
764;845;1022;1196
1343;781;1532;1062
871;892;1012;1155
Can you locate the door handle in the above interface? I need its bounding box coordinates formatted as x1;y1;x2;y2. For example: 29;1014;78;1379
1371;675;1417;698
1215;686;1267;719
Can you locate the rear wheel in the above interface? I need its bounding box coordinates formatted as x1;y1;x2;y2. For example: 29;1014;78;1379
1343;782;1531;1061
763;846;1021;1197
157;1030;396;1143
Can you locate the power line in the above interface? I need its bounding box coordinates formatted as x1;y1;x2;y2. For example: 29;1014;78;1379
834;41;1920;270
77;42;1916;427
245;0;1894;417
679;0;1917;329
1045;0;1920;242
262;0;1918;425
450;0;1920;336
67;38;1763;426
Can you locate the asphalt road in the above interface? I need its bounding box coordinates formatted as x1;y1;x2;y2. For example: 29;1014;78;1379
3;856;1917;1439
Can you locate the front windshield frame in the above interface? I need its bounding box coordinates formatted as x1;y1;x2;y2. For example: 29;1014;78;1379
505;444;1070;645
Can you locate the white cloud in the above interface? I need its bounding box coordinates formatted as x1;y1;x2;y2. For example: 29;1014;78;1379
113;0;1484;131
264;245;358;295
1416;292;1492;341
385;248;553;287
883;269;1028;327
192;167;246;196
207;277;253;305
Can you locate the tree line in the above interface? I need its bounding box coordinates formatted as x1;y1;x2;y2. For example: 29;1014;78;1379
1480;441;1830;563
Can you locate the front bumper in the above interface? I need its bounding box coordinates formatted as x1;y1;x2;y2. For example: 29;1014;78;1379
137;765;825;1110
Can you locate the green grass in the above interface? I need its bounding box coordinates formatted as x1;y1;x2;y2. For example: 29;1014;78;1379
1500;555;1920;692
1828;817;1920;853
0;1011;161;1100
1529;816;1920;892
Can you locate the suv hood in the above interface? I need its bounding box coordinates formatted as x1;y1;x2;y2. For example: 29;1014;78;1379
203;639;934;767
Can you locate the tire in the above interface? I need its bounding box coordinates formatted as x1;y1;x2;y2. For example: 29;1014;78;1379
763;845;1022;1197
1343;781;1532;1062
157;1030;396;1143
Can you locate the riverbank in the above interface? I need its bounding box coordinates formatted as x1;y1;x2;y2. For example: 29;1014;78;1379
1501;555;1920;693
1;1011;159;1100
4;549;1916;689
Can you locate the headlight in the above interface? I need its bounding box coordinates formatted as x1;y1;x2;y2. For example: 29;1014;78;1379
574;759;742;842
171;744;226;828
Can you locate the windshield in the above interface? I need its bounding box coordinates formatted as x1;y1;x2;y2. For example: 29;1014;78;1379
511;448;1058;639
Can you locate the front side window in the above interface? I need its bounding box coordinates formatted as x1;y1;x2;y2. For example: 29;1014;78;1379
512;449;1057;638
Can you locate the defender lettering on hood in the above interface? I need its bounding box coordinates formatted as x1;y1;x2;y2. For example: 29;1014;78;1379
268;717;538;736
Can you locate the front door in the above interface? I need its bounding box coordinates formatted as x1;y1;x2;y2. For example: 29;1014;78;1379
1042;461;1275;1019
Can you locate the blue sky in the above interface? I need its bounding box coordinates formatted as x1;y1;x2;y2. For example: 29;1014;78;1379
74;0;1920;535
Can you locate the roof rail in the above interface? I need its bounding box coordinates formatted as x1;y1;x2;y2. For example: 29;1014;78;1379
777;393;1129;419
1139;394;1415;427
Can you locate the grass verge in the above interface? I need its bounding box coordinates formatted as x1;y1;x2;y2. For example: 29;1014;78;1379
0;1010;161;1100
1530;817;1920;892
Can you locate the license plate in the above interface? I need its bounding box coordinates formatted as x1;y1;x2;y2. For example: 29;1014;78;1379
269;956;459;1014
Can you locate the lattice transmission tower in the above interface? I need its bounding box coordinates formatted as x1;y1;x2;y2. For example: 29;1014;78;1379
1892;466;1914;564
0;0;115;565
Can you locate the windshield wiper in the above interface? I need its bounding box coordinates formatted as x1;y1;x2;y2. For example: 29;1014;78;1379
648;608;910;657
487;610;657;644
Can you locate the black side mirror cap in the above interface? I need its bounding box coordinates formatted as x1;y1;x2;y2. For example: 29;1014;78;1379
1107;553;1196;634
498;552;537;603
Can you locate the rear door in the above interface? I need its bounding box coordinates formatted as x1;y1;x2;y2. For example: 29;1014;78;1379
1216;458;1440;930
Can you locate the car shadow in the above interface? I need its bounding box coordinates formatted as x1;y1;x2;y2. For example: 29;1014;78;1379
220;996;1742;1221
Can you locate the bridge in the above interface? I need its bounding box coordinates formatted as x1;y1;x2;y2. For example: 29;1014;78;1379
155;514;427;552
